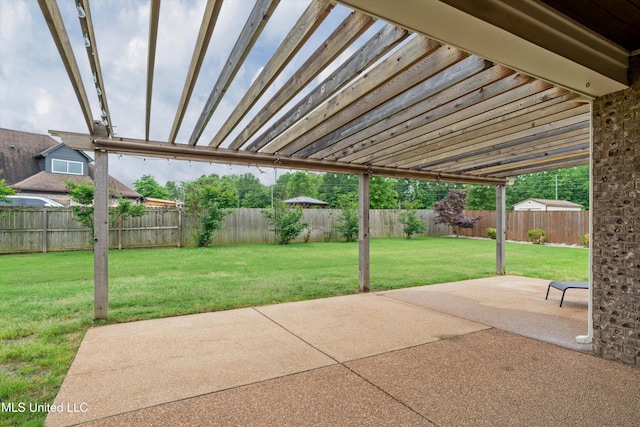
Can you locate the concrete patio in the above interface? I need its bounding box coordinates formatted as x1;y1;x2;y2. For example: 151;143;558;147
46;275;640;426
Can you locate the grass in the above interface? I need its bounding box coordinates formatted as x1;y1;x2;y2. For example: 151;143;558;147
0;237;588;426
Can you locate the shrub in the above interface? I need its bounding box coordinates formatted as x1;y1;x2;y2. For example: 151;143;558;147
263;203;309;245
527;229;547;244
486;228;496;239
581;233;589;247
334;193;358;242
398;209;427;239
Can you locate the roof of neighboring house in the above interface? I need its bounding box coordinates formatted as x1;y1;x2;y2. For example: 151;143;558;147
11;168;141;199
283;196;328;206
514;198;583;208
1;128;141;199
0;128;59;184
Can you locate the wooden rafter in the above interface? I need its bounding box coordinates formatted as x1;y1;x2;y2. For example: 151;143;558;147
340;82;568;165
188;0;280;146
314;66;523;161
226;10;374;150
77;0;113;136
37;0;94;134
244;23;409;152
209;0;334;148
270;35;446;156
145;0;161;141
402;104;591;169
454;138;590;175
168;0;223;143
487;155;590;177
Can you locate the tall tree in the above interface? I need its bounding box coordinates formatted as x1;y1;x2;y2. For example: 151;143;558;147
370;177;398;209
231;173;271;208
318;173;358;208
466;185;496;210
134;175;170;199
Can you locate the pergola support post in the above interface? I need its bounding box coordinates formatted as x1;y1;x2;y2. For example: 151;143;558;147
496;184;506;275
358;173;370;292
94;149;109;319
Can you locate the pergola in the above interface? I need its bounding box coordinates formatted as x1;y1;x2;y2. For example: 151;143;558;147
36;0;631;323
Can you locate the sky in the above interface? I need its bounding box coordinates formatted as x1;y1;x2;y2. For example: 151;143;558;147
0;0;385;188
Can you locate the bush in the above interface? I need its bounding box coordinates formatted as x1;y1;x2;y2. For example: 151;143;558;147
398;209;427;239
263;204;309;245
334;193;358;242
486;228;496;239
527;229;547;244
581;233;589;247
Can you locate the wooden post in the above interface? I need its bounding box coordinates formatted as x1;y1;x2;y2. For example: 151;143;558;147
359;173;370;292
94;150;109;319
42;208;48;253
496;184;506;275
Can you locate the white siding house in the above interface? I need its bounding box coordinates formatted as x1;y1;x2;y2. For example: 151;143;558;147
513;198;583;211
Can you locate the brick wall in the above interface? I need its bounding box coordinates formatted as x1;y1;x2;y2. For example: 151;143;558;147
591;53;640;367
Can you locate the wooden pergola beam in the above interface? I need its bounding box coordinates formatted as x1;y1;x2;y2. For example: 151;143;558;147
405;109;590;169
227;11;374;150
188;0;280;145
371;95;585;168
145;0;161;141
310;64;519;160
50;130;507;185
168;0;223;143
266;35;444;155
209;0;334;148
78;0;113;135
37;0;94;134
244;23;409;152
332;78;556;164
435;133;590;173
486;154;590;177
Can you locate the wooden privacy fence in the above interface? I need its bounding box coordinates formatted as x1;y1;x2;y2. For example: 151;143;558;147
458;210;589;245
0;207;588;254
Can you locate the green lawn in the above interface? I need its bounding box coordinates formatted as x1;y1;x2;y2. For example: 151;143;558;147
0;237;588;426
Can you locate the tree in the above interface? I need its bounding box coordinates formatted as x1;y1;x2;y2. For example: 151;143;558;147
397;208;427;239
370;177;398;209
466;185;496;210
284;171;320;199
318;173;357;208
134;175;170;199
65;180;145;243
334;193;358;242
231;173;271;208
0;170;16;203
262;202;309;245
433;189;481;237
165;180;184;202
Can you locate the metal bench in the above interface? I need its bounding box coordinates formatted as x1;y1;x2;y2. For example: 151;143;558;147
545;281;589;307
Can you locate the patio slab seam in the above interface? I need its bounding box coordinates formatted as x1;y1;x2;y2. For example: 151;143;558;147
250;305;452;426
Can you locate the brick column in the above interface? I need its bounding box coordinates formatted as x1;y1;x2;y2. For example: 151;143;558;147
591;54;640;366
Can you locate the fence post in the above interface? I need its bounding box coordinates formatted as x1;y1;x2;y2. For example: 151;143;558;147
177;207;182;247
42;208;48;253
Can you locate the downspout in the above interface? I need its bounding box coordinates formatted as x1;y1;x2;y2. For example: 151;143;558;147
576;100;593;345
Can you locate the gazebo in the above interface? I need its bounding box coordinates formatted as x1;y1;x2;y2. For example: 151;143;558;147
283;196;329;209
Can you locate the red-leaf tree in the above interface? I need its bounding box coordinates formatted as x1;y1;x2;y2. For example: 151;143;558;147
433;189;481;237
